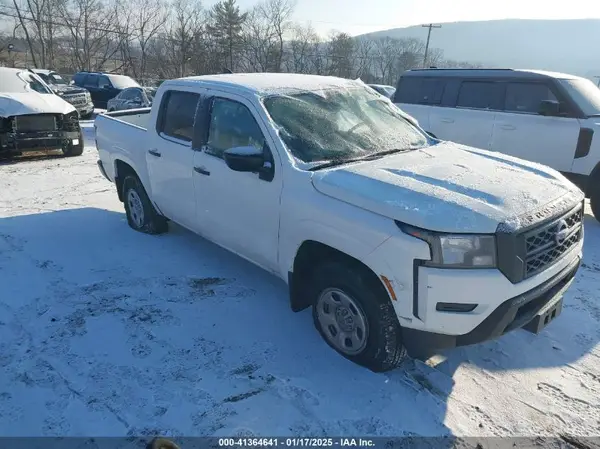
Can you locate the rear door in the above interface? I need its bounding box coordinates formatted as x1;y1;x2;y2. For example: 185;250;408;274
430;80;502;150
83;74;100;105
490;81;580;172
146;89;199;229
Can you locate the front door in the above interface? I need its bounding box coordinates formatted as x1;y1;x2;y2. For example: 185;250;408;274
491;81;580;172
192;94;282;272
146;89;199;229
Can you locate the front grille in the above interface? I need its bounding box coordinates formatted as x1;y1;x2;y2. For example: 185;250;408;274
523;204;583;278
63;93;88;105
15;114;57;132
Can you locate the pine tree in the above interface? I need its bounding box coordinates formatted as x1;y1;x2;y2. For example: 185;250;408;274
206;0;248;71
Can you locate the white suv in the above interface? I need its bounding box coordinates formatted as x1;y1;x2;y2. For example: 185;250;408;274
95;73;584;371
393;68;600;220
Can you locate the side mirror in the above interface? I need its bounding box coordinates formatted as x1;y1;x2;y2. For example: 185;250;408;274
539;100;560;116
224;146;266;173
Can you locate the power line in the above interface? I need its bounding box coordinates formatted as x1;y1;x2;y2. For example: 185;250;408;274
421;23;441;68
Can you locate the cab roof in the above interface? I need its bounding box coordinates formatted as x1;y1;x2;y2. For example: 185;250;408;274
402;68;582;80
169;73;364;96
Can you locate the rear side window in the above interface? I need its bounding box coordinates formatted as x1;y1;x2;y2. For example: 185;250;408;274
504;82;558;114
395;77;444;105
158;90;200;142
456;81;503;110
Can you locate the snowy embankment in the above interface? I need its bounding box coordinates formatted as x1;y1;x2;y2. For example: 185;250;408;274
0;121;598;438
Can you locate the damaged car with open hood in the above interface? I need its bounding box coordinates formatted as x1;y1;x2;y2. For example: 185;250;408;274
0;67;84;157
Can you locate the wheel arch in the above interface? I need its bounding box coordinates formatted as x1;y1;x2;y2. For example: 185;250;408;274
288;240;389;313
114;158;139;202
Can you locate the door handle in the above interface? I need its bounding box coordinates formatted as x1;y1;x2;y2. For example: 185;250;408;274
148;149;161;157
440;118;454;123
500;124;516;131
194;166;210;176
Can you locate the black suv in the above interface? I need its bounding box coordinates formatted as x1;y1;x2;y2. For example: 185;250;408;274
72;71;140;109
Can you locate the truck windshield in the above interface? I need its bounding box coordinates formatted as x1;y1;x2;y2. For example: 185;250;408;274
262;86;428;164
559;78;600;117
1;71;53;94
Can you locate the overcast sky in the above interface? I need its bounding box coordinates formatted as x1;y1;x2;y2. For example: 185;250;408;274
204;0;600;36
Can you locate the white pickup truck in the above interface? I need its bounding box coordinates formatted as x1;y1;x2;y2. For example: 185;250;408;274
95;73;584;372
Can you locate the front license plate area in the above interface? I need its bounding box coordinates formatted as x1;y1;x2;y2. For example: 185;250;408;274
522;296;563;334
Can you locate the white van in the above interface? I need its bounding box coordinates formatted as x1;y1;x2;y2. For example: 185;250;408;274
393;69;600;220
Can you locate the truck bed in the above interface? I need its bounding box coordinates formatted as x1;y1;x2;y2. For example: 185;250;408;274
102;108;151;129
94;108;152;185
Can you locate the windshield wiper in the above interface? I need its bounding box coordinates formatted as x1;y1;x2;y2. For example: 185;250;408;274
308;148;411;171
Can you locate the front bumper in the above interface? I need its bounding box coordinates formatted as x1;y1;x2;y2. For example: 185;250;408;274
73;102;94;116
0;130;81;153
403;254;581;357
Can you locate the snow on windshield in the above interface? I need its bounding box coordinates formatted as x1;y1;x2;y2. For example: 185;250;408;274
262;86;428;165
560;78;600;116
0;71;52;94
109;75;140;89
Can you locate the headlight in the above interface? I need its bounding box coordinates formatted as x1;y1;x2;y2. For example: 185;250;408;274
397;222;497;268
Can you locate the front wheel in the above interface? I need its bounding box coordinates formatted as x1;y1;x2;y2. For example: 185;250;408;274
589;188;600;223
310;261;408;372
122;174;168;234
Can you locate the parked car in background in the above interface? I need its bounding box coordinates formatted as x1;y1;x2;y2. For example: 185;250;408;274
0;67;83;157
393;68;600;221
72;71;140;109
95;73;583;372
32;69;94;119
368;84;396;98
106;87;156;112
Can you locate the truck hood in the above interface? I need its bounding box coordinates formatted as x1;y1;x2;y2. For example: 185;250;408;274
53;84;88;95
311;142;584;233
0;92;76;117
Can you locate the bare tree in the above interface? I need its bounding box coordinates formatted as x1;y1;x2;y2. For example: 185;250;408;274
163;0;203;77
59;0;121;71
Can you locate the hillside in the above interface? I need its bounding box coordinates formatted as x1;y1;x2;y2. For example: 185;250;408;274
362;19;600;79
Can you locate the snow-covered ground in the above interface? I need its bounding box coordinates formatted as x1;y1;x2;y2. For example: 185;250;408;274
0;120;599;438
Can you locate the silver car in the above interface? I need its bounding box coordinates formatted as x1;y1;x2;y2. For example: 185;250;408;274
106;87;155;112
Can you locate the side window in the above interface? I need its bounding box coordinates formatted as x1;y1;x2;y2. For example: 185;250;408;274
395;77;444;105
131;89;143;102
98;76;111;88
206;98;266;158
456;81;502;110
159;90;200;142
118;90;131;100
504;82;558;114
85;75;98;87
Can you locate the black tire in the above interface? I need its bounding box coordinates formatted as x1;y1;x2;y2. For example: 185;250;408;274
81;112;93;120
62;132;84;157
122;174;168;234
310;261;408;372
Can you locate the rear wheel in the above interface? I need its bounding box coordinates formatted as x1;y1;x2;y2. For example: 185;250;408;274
310;261;408;372
122;174;168;234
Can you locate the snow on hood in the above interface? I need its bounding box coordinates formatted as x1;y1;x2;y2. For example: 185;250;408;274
311;142;585;233
0;92;76;117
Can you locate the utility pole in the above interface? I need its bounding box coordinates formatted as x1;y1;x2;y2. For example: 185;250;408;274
422;23;442;68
